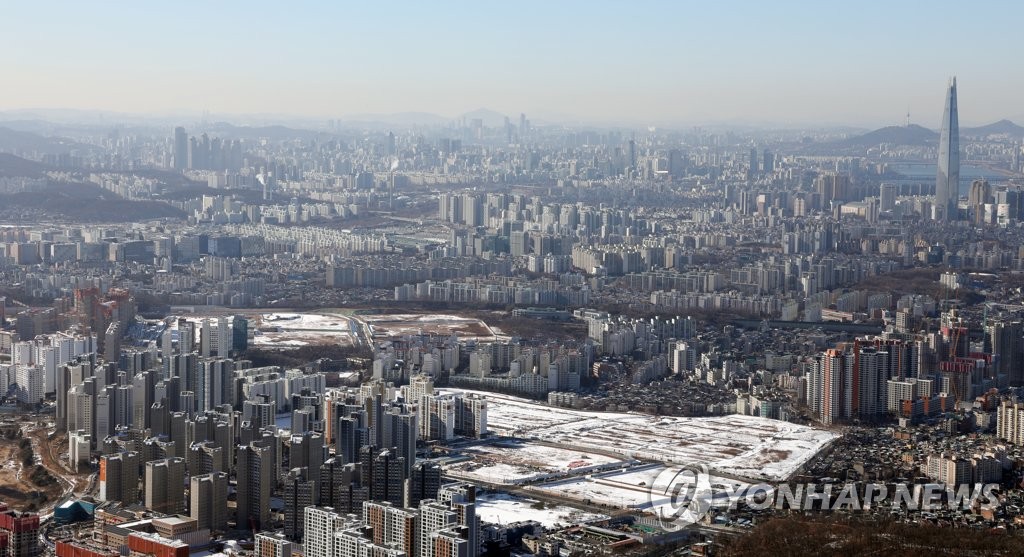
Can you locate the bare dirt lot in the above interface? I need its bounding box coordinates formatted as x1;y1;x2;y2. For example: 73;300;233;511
359;313;496;341
0;423;65;511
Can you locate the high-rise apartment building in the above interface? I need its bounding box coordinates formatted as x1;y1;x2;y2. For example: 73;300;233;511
333;527;406;557
254;533;293;557
320;458;367;514
437;484;478;557
364;447;406;506
989;320;1024;385
430;529;470;557
283;468;317;541
997;399;1024;445
383;410;417;477
417;502;457;557
0;507;40;557
99;452;140;504
304;507;355;557
290;431;325;493
405;462;442;508
968;179;991;225
363;501;418;556
236;444;273;531
190;472;228;533
144;457;186;515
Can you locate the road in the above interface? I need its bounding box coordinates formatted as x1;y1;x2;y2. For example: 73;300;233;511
25;426;76;515
30;427;99;555
452;472;635;519
446;471;748;545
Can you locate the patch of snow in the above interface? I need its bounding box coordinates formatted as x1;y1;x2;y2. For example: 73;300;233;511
445;441;626;485
444;389;838;482
476;493;607;528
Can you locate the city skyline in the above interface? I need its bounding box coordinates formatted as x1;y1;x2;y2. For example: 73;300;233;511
4;1;1024;128
4;2;1024;555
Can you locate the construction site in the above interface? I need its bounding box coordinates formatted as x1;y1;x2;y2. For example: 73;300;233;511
0;417;88;513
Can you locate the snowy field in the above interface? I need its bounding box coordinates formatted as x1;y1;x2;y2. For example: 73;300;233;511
529;464;751;515
475;493;608;528
444;440;627;485
252;312;358;348
448;390;837;482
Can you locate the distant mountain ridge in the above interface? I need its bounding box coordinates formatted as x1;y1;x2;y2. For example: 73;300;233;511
962;119;1024;138
340;111;452;127
203;122;341;142
0;153;48;177
818;120;1024;151
339;108;511;128
0;153;185;222
841;124;938;147
0;126;94;155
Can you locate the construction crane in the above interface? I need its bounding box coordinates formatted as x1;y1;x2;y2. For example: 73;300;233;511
938;272;965;387
947;322;962;413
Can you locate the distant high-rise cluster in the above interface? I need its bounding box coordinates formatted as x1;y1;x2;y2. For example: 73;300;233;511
173;127;245;172
802;305;1024;427
173;127;188;171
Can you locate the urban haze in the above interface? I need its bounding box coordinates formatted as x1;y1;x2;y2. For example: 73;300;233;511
2;2;1024;557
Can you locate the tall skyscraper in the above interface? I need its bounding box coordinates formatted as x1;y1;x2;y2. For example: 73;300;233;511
935;77;960;221
761;149;774;174
879;183;897;212
968;179;991;226
173;127;188;171
989;320;1024;385
232;315;249;352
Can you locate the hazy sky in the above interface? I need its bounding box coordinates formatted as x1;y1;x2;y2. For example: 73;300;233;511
4;0;1023;127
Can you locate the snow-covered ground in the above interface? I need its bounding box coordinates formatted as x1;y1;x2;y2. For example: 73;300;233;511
447;390;837;482
475;493;608;528
529;464;751;516
445;440;627;485
168;311;360;349
252;312;358;348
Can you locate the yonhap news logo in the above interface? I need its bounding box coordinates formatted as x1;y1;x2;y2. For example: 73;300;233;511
650;464;714;530
648;465;1001;531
